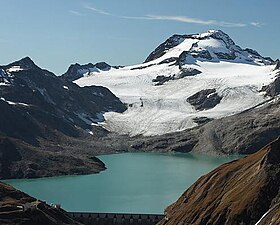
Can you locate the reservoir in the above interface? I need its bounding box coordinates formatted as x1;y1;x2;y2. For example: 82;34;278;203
4;152;240;214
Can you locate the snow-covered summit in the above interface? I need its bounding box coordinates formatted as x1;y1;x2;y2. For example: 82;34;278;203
146;30;273;66
74;30;278;136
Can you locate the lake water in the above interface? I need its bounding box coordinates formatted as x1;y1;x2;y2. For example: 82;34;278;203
4;152;240;214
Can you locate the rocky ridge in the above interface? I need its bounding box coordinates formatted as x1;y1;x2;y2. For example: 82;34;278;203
0;57;126;179
62;62;122;81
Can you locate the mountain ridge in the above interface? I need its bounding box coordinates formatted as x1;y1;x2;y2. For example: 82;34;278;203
62;61;123;81
0;57;126;179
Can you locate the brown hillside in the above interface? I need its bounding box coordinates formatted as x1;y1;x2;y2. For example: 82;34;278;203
158;137;280;225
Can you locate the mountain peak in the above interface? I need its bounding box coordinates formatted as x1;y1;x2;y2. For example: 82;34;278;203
12;56;37;69
203;29;235;46
62;61;112;81
145;30;273;65
145;30;236;63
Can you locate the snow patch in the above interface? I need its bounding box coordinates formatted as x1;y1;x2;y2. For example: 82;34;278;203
0;97;29;106
7;66;23;73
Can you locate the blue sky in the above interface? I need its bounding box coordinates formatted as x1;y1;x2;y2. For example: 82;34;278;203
0;0;279;74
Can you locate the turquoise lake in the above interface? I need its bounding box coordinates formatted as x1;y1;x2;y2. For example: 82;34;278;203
4;152;240;214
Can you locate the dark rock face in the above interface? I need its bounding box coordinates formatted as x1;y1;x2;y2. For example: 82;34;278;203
185;49;213;61
152;75;174;86
215;51;236;60
261;76;280;97
192;117;213;125
152;68;201;85
62;62;112;81
178;68;201;78
0;138;22;178
7;56;37;70
0;69;13;85
187;89;222;111
0;182;82;225
157;137;280;225
274;59;280;71
0;57;126;179
144;34;187;63
158;57;178;65
130;64;155;70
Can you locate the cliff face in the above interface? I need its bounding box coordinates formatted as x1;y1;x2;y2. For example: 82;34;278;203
157;137;280;225
0;182;82;225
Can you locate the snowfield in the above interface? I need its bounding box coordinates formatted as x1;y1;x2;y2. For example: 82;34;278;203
75;30;277;136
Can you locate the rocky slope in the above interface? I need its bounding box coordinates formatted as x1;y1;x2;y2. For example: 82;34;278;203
157;137;280;225
0;57;126;179
61;62;121;81
0;181;82;225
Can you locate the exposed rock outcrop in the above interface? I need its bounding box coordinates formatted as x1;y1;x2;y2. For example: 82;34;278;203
192;117;213;125
152;68;201;85
273;59;280;71
158;57;178;65
145;35;187;63
187;89;222;111
62;62;113;81
157;137;280;225
261;76;280;97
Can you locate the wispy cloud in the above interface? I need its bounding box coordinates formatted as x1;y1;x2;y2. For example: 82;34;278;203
119;15;151;20
250;22;264;28
69;10;85;16
83;4;262;28
145;15;246;27
84;5;112;16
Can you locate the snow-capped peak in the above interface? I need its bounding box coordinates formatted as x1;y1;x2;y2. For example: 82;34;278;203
196;30;236;47
74;30;277;137
145;30;273;66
